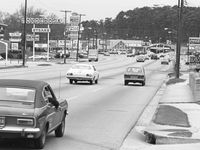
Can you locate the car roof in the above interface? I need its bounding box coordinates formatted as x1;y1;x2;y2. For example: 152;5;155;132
0;79;48;89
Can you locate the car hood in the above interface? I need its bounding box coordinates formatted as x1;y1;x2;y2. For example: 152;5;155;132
0;106;35;116
68;69;94;74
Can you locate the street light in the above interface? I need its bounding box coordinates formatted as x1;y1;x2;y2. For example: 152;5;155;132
175;0;184;79
22;0;27;67
61;10;71;64
76;13;85;62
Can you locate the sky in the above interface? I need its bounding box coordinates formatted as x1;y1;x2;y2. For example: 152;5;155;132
1;0;200;21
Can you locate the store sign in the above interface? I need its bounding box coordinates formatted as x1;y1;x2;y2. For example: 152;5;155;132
32;28;51;33
22;18;63;24
26;34;39;41
189;37;200;46
11;43;19;50
9;32;22;42
35;43;48;48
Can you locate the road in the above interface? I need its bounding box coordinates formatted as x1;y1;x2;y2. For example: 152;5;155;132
0;55;171;150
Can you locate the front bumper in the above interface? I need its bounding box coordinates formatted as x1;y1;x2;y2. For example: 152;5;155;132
0;126;40;139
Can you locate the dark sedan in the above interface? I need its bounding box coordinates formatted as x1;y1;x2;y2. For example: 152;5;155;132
0;79;68;149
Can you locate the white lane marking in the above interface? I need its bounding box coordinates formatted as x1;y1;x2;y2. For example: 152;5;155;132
92;87;103;93
68;96;79;101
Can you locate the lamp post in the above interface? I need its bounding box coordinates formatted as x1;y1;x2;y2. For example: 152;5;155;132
175;0;184;79
61;10;71;64
76;14;85;62
22;0;27;67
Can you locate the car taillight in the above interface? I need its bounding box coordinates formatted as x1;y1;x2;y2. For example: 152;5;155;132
67;73;73;76
17;118;34;126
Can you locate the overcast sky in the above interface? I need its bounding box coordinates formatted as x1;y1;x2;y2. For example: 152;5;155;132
1;0;199;20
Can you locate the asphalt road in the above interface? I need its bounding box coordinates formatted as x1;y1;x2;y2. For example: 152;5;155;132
0;55;171;149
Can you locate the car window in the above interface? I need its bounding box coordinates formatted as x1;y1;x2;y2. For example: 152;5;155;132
72;65;92;70
0;87;36;102
127;67;143;73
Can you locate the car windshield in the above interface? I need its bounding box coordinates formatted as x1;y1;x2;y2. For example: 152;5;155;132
127;67;142;73
0;87;36;103
72;65;92;70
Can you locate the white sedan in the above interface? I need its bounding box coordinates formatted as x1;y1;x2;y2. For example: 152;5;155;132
66;64;99;84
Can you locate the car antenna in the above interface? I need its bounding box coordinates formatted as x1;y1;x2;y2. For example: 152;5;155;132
58;70;61;99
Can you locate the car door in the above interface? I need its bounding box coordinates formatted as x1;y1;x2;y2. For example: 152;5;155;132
92;65;99;79
43;86;62;130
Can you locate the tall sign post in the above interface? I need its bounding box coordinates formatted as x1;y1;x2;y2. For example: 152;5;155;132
61;10;71;64
23;17;62;61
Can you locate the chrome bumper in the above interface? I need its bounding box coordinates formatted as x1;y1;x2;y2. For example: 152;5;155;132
0;126;40;133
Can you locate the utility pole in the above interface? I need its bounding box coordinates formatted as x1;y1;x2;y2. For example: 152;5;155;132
61;10;71;64
76;14;85;62
23;0;27;67
175;0;183;78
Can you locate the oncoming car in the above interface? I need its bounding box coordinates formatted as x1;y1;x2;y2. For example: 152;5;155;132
124;66;146;86
136;55;145;62
66;63;99;84
0;79;68;149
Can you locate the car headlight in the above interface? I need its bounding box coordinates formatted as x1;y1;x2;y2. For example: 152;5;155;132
17;118;34;126
86;74;93;77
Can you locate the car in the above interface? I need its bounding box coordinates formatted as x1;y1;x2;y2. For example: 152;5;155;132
161;58;169;65
103;52;110;56
150;54;159;60
0;79;68;149
66;63;99;84
124;66;146;86
136;55;145;62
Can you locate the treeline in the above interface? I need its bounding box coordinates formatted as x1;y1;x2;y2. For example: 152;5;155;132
1;5;200;43
82;6;200;43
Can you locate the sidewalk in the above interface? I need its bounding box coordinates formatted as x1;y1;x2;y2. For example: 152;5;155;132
121;72;200;150
0;58;80;69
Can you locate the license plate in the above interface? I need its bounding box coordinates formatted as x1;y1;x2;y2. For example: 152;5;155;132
0;117;5;127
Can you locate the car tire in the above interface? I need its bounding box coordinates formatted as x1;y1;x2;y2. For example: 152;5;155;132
89;80;93;85
95;79;98;84
34;126;47;149
69;79;73;84
55;117;65;137
124;81;128;85
74;80;77;84
142;81;145;86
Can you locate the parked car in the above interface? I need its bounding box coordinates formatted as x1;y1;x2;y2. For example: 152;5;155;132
66;64;99;84
124;66;146;86
0;79;68;149
136;55;145;62
161;58;169;65
151;54;159;60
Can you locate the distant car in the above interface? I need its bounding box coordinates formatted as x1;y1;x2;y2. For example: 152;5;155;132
124;66;146;86
161;58;169;65
66;64;99;84
0;79;68;149
151;54;159;60
0;55;4;60
136;55;145;62
103;52;110;56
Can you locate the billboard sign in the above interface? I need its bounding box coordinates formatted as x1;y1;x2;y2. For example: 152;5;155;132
22;18;63;24
189;37;200;46
11;43;19;50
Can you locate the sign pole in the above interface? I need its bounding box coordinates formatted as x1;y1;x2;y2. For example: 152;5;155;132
33;24;35;61
47;24;50;61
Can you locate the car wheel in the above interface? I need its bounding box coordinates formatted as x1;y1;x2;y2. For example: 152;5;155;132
95;79;98;84
89;80;93;85
69;79;73;84
124;81;128;85
34;126;47;149
74;80;77;84
55;117;65;137
142;81;145;86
